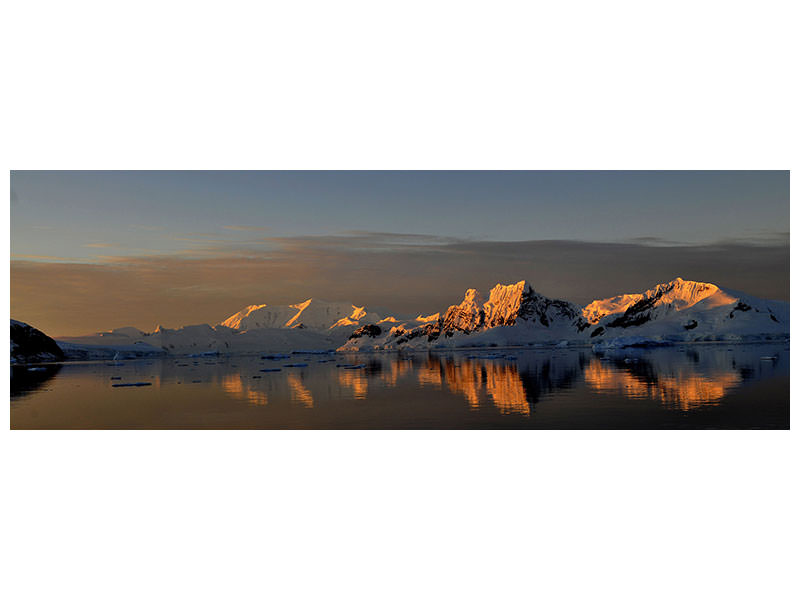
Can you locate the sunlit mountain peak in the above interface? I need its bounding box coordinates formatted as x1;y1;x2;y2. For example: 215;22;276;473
582;278;735;325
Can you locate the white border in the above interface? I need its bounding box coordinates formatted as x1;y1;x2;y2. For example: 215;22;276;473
3;2;797;599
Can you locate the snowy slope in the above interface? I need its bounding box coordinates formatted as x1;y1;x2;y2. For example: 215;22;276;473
219;299;382;331
339;278;788;351
57;298;386;356
53;278;788;357
584;279;729;325
586;278;788;344
58;323;350;356
339;281;590;351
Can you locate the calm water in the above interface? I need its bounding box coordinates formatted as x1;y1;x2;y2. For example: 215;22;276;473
10;343;789;429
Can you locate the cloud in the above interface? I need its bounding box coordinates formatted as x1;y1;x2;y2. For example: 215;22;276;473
714;230;790;246
10;232;789;337
11;253;94;262
624;236;687;246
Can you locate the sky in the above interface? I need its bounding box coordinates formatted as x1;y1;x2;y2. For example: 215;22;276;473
10;171;789;336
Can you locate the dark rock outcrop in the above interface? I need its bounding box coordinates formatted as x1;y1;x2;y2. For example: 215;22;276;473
729;302;752;318
10;320;65;364
348;324;382;339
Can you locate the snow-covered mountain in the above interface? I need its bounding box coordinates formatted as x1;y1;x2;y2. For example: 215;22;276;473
583;277;788;344
340;278;788;351
50;278;788;357
219;299;382;331
55;299;388;357
57;322;348;357
340;281;591;351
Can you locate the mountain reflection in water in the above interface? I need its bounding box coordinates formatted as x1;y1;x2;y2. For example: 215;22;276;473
221;374;269;406
418;356;580;416
583;359;741;411
10;364;62;399
221;348;770;416
9;343;789;429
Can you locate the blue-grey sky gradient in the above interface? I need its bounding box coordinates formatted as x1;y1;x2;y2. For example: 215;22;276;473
11;171;788;260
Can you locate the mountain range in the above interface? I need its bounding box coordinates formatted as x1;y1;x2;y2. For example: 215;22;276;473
21;277;787;359
341;278;788;351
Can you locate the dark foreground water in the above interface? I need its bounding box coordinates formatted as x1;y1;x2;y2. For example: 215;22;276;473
10;343;789;429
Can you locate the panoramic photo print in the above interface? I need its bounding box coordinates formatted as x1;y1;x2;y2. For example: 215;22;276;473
9;170;789;429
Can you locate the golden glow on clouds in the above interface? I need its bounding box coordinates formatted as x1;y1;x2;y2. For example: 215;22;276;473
10;233;789;337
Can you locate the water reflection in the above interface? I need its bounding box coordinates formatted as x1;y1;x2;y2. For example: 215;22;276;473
140;349;786;415
417;359;443;387
338;370;367;401
287;373;314;408
410;355;581;416
442;361;482;410
11;344;788;429
445;360;529;415
11;364;62;399
400;346;776;414
380;358;413;386
584;359;741;411
221;374;269;406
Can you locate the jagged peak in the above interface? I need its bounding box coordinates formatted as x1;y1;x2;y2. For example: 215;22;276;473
459;288;484;308
583;278;730;324
415;313;440;323
489;279;529;293
349;305;367;321
486;280;529;303
644;278;720;302
220;297;382;331
289;298;314;311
